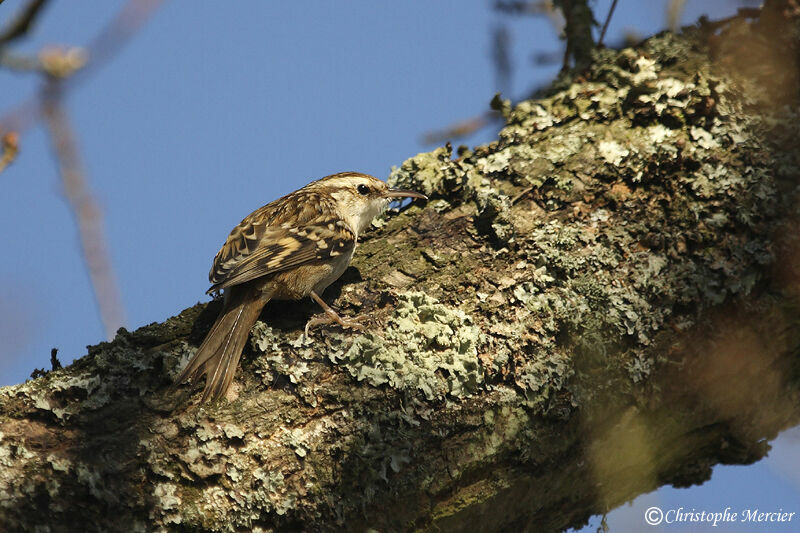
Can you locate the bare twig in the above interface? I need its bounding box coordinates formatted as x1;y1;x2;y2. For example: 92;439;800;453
492;25;512;97
0;50;41;72
554;0;597;72
494;1;552;16
495;1;564;35
696;8;764;34
0;131;18;174
42;83;126;339
0;45;87;76
0;0;49;45
511;185;534;204
78;0;162;82
0;0;162;339
39;46;88;78
50;348;62;370
533;49;564;65
667;0;688;33
422;111;500;145
0;0;163;134
597;0;618;47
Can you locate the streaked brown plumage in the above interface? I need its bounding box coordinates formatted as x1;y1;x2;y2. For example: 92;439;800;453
174;172;426;403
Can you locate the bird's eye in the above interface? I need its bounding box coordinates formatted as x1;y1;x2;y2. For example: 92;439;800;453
357;184;370;195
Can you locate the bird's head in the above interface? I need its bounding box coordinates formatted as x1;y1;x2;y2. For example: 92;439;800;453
308;172;426;234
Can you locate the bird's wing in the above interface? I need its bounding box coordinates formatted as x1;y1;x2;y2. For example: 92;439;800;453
208;218;355;293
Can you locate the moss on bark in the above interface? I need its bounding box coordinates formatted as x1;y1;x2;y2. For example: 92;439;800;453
2;10;800;533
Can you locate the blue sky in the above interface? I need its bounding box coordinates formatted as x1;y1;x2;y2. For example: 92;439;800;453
0;1;796;530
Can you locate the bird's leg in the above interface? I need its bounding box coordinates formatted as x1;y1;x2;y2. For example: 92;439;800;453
304;290;365;337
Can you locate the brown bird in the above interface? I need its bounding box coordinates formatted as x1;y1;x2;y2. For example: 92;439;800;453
175;172;426;403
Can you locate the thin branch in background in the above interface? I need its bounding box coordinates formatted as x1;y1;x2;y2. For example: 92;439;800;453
0;130;18;173
553;0;597;72
494;1;553;16
50;348;62;370
0;49;42;72
492;24;512;97
421;111;500;145
0;0;49;45
622;29;643;48
0;0;163;134
532;49;564;65
0;43;86;76
667;0;688;32
0;0;54;73
0;0;163;339
42;82;126;339
541;0;565;36
77;0;162;83
39;45;88;78
494;1;564;34
597;0;618;47
431;0;561;145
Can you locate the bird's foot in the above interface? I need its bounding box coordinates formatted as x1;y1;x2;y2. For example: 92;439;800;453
304;310;364;338
304;289;366;338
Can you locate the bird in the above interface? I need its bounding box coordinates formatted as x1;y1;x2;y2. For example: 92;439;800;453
174;172;426;403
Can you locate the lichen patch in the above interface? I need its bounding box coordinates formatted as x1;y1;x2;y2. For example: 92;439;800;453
331;292;484;400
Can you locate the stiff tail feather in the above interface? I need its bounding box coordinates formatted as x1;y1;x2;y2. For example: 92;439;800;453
174;285;271;403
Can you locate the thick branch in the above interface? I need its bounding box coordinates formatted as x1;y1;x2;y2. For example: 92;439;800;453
1;10;800;533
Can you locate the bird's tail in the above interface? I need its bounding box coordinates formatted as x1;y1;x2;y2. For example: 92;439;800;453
174;284;272;403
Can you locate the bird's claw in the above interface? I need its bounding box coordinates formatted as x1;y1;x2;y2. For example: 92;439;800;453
304;313;365;338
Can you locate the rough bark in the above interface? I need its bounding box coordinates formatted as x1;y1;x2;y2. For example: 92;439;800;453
2;9;800;533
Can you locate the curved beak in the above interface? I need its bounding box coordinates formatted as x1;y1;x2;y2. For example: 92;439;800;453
384;188;428;200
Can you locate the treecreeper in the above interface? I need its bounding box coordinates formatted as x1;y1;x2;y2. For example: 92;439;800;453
174;172;426;403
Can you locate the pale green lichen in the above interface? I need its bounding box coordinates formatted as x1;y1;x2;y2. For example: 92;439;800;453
388;146;461;199
153;483;182;524
597;139;630;165
47;453;71;473
331;292;484;400
281;428;309;458
8;371;104;422
250;322;310;384
389;145;516;244
690;125;719;150
166;342;196;381
473;185;514;243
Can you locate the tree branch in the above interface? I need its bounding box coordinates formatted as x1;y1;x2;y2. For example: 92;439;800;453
0;0;49;46
553;0;596;71
42;83;126;339
1;9;799;532
597;0;618;47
